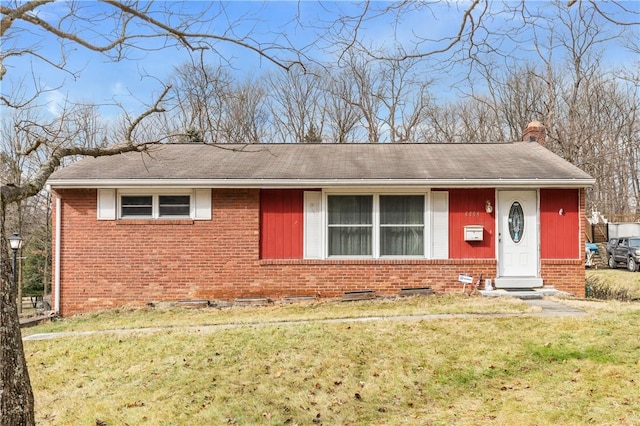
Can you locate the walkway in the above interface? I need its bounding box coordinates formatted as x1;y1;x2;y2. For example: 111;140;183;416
22;299;586;342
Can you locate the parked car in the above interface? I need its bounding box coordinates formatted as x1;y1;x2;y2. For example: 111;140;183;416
607;236;640;272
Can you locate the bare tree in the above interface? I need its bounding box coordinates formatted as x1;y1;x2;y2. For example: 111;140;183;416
168;62;233;143
331;1;638;68
465;62;548;141
165;62;268;144
421;58;639;214
417;1;639;215
266;67;326;143
222;77;269;144
376;55;434;143
527;2;639;214
2;1;639;423
323;70;361;143
0;91;172;424
0;1;309;423
342;53;384;143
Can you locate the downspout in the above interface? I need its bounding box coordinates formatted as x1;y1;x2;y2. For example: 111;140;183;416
53;190;61;314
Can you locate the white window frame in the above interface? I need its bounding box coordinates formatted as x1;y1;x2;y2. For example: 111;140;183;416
120;194;154;218
97;188;209;221
118;191;192;219
322;189;431;259
158;194;192;217
327;194;375;257
112;189;215;220
379;194;426;257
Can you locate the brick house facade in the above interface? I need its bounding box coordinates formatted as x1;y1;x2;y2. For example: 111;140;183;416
48;125;594;316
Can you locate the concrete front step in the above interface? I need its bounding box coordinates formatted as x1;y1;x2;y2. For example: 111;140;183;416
480;287;565;300
494;277;543;288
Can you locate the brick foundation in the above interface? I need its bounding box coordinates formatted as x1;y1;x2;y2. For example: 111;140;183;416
541;260;586;297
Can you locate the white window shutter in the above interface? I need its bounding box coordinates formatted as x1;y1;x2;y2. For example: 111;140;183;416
97;189;116;220
304;191;322;259
194;189;212;220
431;191;449;259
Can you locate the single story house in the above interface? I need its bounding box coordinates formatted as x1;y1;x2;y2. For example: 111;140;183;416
47;122;594;316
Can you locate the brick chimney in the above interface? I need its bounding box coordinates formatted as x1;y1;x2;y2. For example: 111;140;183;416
522;121;546;145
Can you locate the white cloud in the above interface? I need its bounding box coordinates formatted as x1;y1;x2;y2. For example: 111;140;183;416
44;89;66;117
111;81;128;97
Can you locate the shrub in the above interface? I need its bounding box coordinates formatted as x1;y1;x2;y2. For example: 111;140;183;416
586;275;632;301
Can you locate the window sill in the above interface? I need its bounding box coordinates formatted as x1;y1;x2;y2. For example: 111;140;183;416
260;258;497;266
116;219;194;226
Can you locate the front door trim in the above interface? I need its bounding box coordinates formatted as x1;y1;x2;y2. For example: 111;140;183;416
495;189;542;288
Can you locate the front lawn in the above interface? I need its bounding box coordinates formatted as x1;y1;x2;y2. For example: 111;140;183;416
586;268;640;300
23;295;640;425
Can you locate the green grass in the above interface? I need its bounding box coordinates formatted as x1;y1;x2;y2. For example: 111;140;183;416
23;295;640;425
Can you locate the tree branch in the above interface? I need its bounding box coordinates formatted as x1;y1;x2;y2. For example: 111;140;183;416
124;85;171;143
0;0;54;37
368;0;483;62
103;0;303;71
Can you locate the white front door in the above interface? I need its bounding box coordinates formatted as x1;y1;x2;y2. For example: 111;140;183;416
497;190;540;287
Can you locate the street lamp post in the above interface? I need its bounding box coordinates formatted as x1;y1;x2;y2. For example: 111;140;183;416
9;233;23;314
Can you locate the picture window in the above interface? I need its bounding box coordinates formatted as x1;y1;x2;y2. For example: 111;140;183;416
327;194;425;258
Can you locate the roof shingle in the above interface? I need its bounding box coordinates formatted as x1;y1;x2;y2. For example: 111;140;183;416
48;142;594;187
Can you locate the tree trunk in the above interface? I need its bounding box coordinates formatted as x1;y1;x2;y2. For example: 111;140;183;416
0;200;35;425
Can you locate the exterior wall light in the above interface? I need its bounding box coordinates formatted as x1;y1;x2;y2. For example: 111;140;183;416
485;200;493;214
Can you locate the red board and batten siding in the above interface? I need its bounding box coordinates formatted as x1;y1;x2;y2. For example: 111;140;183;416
447;189;495;259
260;189;304;259
540;188;579;259
261;188;500;260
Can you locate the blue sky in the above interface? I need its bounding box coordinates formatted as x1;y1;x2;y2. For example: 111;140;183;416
2;1;638;119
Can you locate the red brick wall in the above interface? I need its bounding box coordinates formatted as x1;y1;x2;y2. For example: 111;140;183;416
54;188;260;315
52;187;586;315
541;260;585;296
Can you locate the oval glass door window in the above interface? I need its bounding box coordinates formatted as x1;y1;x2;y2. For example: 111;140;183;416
508;201;524;243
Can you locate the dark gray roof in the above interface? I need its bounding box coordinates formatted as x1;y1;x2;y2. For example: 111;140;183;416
48;142;594;187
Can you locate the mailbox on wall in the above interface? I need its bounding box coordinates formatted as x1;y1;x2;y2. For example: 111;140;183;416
464;225;484;241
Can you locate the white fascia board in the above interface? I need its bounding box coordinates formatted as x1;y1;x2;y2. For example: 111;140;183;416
46;177;595;189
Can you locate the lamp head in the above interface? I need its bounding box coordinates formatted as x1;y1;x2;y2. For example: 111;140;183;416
8;233;23;251
485;200;493;214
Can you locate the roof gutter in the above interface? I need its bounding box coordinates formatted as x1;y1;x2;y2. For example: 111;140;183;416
53;192;61;314
47;177;596;189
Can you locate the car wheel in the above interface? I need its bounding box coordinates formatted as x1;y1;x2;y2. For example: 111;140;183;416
608;255;617;269
628;257;638;272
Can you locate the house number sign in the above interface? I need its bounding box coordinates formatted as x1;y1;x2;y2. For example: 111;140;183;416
464;211;482;217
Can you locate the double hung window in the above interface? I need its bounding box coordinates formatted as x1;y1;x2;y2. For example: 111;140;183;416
328;195;373;256
121;196;153;217
380;195;424;256
159;195;191;216
327;194;425;257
